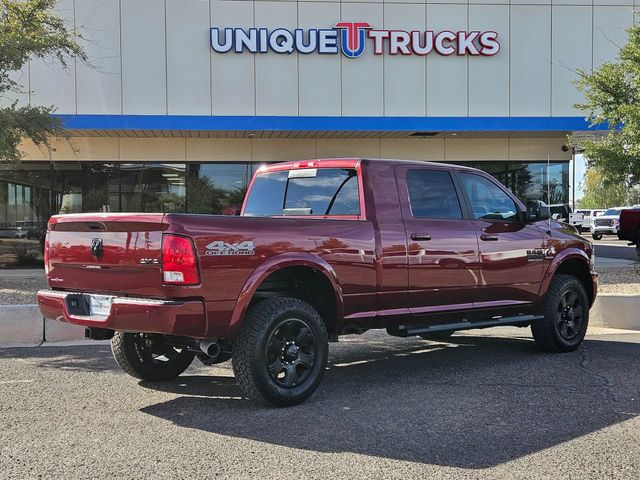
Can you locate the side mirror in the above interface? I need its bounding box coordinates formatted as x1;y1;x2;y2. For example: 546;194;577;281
526;200;551;222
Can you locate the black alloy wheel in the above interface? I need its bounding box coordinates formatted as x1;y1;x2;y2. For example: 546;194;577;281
531;274;589;352
111;332;195;381
266;318;317;388
556;289;585;341
232;297;329;406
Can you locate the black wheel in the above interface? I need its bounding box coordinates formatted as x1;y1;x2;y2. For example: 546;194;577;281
592;232;603;240
531;274;589;352
419;331;454;341
111;332;196;381
636;245;640;260
232;297;328;407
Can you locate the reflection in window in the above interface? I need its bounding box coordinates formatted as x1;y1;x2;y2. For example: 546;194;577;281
120;164;186;213
244;168;360;217
407;170;462;219
187;163;250;215
460;173;518;221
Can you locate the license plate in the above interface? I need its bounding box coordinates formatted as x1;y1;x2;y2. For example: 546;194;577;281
88;295;113;317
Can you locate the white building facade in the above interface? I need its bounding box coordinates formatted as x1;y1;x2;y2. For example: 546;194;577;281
0;0;634;261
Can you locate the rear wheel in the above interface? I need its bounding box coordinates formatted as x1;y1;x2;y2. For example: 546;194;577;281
232;297;329;407
111;332;195;381
531;274;589;353
592;232;603;240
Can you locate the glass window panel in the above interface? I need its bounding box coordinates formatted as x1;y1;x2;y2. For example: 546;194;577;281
407;170;462;219
187;163;249;215
460;173;518;221
119;164;186;213
244;168;360;217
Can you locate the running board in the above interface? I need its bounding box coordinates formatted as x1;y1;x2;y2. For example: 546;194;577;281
387;315;544;338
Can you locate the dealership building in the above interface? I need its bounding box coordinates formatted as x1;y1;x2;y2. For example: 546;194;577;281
0;0;632;263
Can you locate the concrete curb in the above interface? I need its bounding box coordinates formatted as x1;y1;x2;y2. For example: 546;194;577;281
0;304;85;348
1;294;638;347
590;294;640;331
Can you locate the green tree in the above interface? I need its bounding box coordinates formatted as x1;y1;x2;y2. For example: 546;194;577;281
574;25;640;190
578;167;630;208
0;0;85;163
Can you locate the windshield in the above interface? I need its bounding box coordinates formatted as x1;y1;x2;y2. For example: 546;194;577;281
243;168;360;217
604;209;621;216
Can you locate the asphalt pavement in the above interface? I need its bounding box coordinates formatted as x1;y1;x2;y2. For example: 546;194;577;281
1;328;638;479
583;235;639;262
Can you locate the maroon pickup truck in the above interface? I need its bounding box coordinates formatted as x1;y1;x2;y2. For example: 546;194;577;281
618;207;640;258
38;159;597;406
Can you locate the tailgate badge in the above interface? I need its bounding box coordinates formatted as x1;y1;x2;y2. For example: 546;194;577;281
91;238;104;259
206;240;255;256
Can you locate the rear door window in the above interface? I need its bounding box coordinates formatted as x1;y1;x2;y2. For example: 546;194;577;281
406;170;462;219
243;168;360;217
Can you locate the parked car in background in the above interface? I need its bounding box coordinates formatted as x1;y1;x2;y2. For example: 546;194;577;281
591;207;628;240
570;209;606;233
618;206;640;258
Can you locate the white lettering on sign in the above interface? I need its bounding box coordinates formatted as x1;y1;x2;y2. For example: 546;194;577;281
210;23;501;58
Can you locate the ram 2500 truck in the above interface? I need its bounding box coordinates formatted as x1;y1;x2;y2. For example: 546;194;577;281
37;159;597;406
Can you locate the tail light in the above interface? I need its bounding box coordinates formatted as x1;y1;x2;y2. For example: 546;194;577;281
43;233;50;275
162;234;200;285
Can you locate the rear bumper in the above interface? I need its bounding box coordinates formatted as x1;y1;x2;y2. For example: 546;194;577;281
37;289;206;338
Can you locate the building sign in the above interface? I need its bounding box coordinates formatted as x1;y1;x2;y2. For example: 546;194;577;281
210;23;500;58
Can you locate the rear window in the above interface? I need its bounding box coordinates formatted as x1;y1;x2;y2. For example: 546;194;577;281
243;168;360;217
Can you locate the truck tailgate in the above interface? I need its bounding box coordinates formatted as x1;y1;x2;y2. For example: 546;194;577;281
47;213;165;297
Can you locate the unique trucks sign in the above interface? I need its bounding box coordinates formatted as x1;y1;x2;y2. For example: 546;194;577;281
210;22;500;58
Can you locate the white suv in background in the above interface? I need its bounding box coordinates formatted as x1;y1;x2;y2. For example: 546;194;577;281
591;207;627;240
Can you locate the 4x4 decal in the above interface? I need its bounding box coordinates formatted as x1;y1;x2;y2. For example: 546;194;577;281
205;240;255;256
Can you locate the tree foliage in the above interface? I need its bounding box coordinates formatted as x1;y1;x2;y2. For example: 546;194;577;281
578;167;640;208
0;0;85;163
574;25;640;190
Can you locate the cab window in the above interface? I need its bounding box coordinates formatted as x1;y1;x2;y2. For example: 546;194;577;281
406;170;462;219
460;173;518;222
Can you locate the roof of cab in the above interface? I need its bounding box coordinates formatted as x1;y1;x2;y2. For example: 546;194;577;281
256;158;484;174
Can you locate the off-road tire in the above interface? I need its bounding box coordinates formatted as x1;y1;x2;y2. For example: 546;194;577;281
591;232;603;240
232;297;329;407
419;331;454;341
111;332;195;381
531;274;589;353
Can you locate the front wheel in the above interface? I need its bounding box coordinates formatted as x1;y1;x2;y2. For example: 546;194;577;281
592;232;603;240
111;332;195;381
232;297;329;407
531;274;589;352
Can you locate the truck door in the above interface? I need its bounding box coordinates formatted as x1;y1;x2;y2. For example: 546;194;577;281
456;172;545;308
395;166;480;316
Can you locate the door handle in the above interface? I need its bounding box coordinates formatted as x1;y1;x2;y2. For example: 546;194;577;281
480;233;499;241
411;233;432;241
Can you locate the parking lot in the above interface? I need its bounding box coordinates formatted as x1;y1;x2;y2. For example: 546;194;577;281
1;328;638;479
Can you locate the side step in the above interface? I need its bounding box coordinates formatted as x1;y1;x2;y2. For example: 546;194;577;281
387;314;544;338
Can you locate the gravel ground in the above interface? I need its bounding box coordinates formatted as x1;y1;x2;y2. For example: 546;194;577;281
597;266;640;294
0;276;46;305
